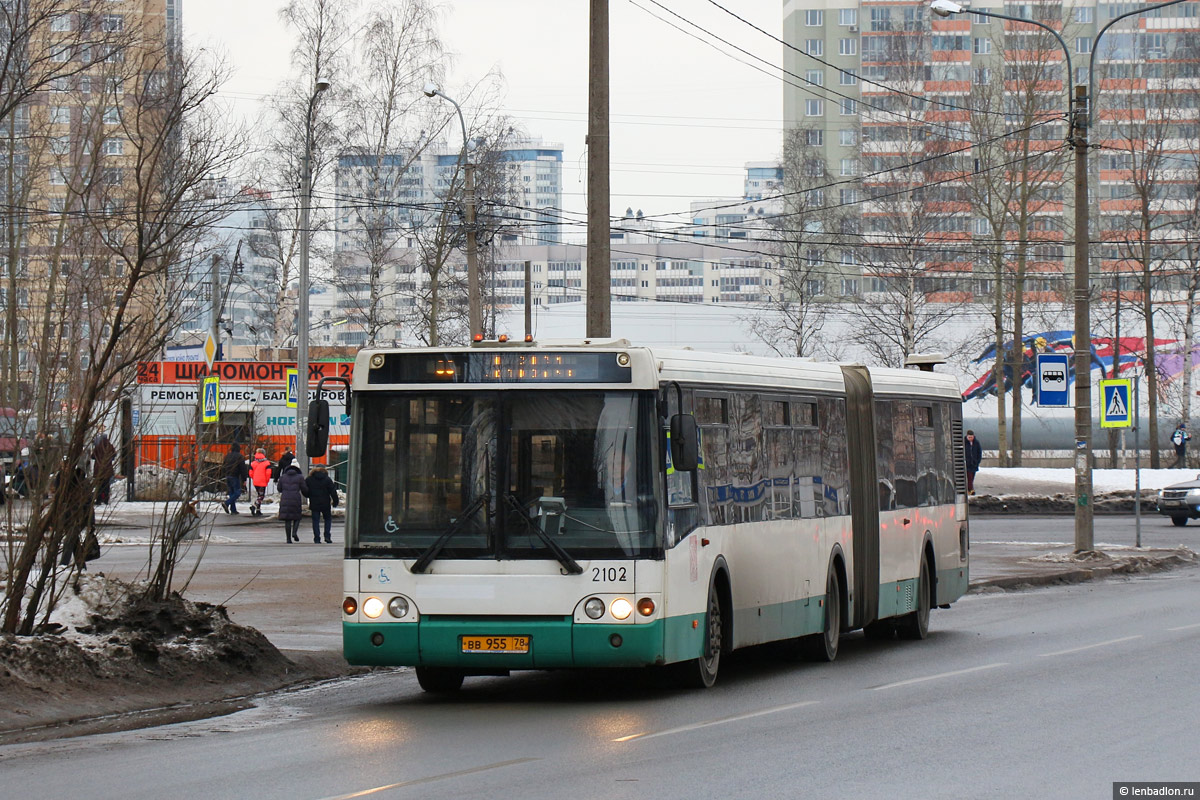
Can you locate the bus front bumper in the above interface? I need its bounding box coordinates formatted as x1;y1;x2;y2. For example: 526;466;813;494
343;616;670;670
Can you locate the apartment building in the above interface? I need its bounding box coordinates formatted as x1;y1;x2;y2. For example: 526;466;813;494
782;0;1200;306
1;1;176;401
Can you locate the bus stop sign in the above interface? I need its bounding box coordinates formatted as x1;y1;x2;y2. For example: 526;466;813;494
1036;353;1070;407
1099;378;1133;428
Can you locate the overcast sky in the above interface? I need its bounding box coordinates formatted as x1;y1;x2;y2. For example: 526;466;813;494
186;0;784;228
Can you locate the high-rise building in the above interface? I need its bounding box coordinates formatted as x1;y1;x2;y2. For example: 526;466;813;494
782;1;1200;309
1;1;177;401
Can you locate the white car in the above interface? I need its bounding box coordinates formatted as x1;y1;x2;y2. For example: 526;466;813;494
1156;476;1200;526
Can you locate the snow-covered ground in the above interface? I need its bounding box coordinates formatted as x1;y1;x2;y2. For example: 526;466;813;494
978;467;1197;493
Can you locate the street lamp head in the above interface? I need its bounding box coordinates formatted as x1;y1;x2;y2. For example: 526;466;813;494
930;0;964;17
315;78;331;93
422;82;439;98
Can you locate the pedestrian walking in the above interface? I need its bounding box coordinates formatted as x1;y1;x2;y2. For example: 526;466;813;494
1171;423;1190;469
57;463;99;568
276;462;308;543
221;444;249;515
965;429;982;496
247;448;273;516
91;430;116;505
12;447;32;498
305;465;339;543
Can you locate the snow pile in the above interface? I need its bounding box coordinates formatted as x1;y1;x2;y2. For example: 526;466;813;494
1;573;292;720
1026;546;1196;572
130;464;192;501
979;467;1200;494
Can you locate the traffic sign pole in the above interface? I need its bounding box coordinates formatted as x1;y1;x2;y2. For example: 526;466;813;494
1134;377;1141;548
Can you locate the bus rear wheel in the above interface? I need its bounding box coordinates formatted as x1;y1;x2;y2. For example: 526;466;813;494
898;557;932;640
803;567;841;662
416;667;464;694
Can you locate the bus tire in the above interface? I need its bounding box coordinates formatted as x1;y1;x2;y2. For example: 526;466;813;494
678;577;723;688
898;556;932;641
803;566;841;662
416;667;465;694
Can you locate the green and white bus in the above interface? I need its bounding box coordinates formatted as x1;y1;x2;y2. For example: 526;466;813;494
331;341;969;692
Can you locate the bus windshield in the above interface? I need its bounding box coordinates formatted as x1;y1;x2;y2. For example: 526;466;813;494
352;390;660;561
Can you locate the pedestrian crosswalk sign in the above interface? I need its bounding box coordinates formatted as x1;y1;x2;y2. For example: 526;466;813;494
201;376;220;423
1099;378;1132;428
286;368;299;409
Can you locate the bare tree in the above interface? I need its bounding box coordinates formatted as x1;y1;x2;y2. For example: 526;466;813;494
971;17;1069;465
331;0;444;346
1100;45;1194;467
753;124;847;357
1;29;247;632
402;107;524;346
242;0;355;348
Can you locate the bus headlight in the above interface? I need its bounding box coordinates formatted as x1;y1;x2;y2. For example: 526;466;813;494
342;597;358;615
610;597;634;620
362;597;385;619
637;597;655;617
387;596;409;619
584;597;605;619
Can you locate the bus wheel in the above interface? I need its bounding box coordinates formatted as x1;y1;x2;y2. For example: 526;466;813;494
803;567;841;662
898;557;932;641
679;580;723;688
416;667;464;694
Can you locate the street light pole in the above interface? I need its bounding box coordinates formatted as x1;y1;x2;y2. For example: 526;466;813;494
424;83;480;340
297;78;330;472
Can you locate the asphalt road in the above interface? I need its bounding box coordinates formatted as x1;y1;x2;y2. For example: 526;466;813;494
2;566;1197;799
971;511;1200;550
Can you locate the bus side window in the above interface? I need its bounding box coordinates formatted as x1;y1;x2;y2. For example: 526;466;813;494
695;393;730;527
876;401;895;512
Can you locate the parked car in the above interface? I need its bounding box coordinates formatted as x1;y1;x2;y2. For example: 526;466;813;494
1155;475;1200;526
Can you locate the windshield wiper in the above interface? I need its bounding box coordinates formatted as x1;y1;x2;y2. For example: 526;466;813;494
502;493;583;574
410;495;488;574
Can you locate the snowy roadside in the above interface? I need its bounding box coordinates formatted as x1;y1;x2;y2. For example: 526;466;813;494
976;466;1198;495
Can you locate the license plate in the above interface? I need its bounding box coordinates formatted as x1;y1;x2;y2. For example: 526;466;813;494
461;635;530;654
1163;500;1181;507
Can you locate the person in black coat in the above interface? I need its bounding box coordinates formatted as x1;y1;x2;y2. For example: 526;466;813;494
221;444;249;514
305;466;339;543
276;463;308;543
965;429;983;496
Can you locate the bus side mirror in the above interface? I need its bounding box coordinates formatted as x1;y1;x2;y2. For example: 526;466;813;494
670;413;699;472
307;398;329;458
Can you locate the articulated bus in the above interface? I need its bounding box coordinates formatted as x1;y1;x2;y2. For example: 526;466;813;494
334;341;969;691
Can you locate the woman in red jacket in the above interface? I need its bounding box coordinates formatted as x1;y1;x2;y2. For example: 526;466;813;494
247;448;274;517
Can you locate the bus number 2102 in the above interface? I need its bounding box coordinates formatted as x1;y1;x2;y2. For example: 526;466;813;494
592;567;628;582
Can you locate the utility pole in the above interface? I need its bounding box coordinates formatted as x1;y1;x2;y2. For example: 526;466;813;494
1072;84;1093;553
586;0;611;337
466;160;480;338
210;253;221;362
297;78;330;472
524;260;532;340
